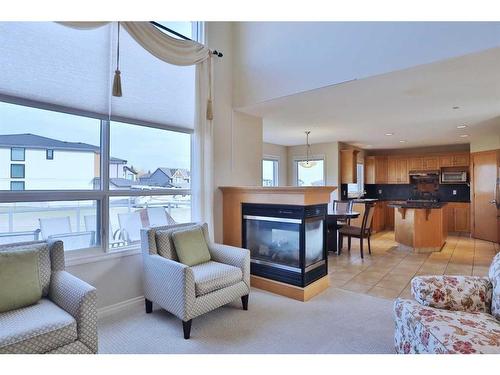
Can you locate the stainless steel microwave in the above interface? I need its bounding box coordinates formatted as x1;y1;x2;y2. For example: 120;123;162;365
440;170;468;184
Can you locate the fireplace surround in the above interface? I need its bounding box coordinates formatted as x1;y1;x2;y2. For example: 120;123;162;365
242;203;328;287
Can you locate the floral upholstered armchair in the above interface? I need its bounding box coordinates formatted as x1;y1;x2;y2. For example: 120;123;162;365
394;252;500;354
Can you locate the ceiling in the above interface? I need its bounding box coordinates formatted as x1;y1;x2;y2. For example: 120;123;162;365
237;47;500;148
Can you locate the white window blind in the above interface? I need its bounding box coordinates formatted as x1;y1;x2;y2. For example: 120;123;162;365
0;22;112;115
110;24;195;129
0;22;196;130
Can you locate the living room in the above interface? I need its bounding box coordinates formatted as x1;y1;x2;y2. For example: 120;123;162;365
1;0;500;372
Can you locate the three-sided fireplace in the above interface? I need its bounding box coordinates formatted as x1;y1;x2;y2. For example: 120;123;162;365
242;203;328;287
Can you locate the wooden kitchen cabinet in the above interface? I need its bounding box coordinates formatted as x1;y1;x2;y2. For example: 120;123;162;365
385;204;395;230
341;149;360;184
409;157;423;171
452;153;470;167
439;153;470;168
439;155;454;168
397;158;409;183
365;156;388;184
388;157;408;184
422;156;439;170
387;158;398;183
446;202;470;233
372;202;386;233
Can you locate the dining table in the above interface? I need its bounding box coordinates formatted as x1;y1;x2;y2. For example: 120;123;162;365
327;210;360;254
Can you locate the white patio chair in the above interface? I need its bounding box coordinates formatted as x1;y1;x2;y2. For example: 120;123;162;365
0;229;41;245
39;217;95;250
146;206;177;227
117;212;143;244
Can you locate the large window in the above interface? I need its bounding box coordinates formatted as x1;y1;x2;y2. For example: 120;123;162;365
0;22;196;255
262;158;279;187
295;158;325;186
1;103;192;252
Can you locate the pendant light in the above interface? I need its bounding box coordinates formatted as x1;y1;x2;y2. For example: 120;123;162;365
299;131;317;168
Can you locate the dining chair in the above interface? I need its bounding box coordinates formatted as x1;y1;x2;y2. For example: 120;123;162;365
338;203;376;259
332;200;354;225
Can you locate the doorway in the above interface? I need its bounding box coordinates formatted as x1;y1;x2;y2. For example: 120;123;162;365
472;150;499;242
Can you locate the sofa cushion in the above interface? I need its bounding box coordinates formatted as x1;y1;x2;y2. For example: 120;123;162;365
0;248;42;313
0;242;51;296
191;261;243;297
394;299;500;354
489;253;500;320
0;298;77;354
155;223;209;260
172;226;211;267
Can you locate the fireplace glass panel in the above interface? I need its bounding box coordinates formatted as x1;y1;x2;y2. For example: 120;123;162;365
245;218;300;269
305;218;323;267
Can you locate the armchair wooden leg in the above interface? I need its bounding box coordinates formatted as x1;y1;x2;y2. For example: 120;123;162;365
241;294;249;310
182;319;192;339
145;298;153;314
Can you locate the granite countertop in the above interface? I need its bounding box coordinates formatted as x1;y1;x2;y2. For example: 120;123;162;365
387;201;448;209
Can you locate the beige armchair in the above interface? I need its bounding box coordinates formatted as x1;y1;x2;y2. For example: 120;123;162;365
141;222;250;339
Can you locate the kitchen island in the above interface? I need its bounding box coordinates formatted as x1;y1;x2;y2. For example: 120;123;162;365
388;201;448;253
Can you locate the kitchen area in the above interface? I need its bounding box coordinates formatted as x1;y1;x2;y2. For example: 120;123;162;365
340;149;474;252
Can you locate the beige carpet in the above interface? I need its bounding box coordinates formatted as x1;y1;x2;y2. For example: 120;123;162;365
98;287;396;354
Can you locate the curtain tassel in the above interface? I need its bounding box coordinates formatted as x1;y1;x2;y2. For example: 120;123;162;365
112;70;122;97
206;99;213;120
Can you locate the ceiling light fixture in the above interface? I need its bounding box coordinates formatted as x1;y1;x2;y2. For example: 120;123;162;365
452;106;460;110
299;131;317;169
399;140;407;143
459;134;469;138
456;125;467;129
385;133;394;136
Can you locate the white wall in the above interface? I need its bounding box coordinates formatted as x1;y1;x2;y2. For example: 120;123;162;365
232;22;500;107
207;22;264;243
287;141;340;200
263;142;288;186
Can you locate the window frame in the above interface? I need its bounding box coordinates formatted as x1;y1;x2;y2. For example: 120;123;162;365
1;105;193;260
262;156;279;187
10;181;25;191
10;147;25;161
10;163;25;178
46;149;54;160
293;155;326;187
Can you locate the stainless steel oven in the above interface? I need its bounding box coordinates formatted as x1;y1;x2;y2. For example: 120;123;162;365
441;170;468;184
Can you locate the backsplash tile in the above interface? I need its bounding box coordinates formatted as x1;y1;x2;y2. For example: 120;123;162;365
354;183;470;202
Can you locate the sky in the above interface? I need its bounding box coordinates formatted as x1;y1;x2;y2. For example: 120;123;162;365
0;101;191;173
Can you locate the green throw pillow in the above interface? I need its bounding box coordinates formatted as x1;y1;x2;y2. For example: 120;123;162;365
0;249;42;313
172;226;211;266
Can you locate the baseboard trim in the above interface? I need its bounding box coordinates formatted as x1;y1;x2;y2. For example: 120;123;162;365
97;296;144;319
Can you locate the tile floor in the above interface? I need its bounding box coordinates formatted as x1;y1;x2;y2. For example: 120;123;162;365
328;231;499;300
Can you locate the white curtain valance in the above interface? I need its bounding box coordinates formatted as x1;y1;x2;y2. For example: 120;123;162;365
58;21;211;66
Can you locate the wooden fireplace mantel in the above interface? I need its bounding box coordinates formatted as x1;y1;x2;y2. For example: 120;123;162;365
219;186;337;247
219;186;336;302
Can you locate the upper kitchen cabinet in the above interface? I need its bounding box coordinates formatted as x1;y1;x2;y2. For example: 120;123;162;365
388;157;408;184
410;156;439;170
340;149;360;184
409;157;423;170
439;153;470;167
422;156;439;170
365;156;387;184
